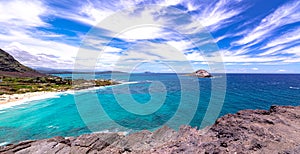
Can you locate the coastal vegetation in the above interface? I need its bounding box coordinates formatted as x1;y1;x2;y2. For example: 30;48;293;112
0;48;119;95
0;76;118;95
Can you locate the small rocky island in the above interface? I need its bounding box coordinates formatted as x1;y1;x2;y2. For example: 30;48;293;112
187;69;212;78
1;105;299;153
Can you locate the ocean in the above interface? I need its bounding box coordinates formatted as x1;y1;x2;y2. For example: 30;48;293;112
0;73;300;145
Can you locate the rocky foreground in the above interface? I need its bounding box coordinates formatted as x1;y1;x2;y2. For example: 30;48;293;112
1;105;300;154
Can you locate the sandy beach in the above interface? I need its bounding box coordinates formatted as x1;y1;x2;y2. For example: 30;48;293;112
0;86;102;108
0;91;57;105
0;82;123;109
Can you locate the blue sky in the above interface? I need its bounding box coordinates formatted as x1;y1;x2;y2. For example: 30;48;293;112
0;0;299;73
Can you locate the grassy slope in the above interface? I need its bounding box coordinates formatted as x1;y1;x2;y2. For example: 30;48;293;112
0;76;118;95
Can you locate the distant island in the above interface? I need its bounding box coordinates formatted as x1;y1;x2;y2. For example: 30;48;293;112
186;69;212;78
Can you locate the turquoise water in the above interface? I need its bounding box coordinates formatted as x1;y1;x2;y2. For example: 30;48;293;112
0;74;300;145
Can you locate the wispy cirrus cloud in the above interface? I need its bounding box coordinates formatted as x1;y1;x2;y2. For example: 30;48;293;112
3;42;75;68
0;0;81;69
0;0;48;28
234;0;300;46
263;28;300;49
281;46;300;63
195;0;247;32
62;2;114;26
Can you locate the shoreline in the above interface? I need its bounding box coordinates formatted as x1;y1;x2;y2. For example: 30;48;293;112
0;81;132;109
0;87;97;109
0;91;61;110
0;91;57;105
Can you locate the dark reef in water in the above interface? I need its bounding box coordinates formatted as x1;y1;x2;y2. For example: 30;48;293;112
1;106;300;153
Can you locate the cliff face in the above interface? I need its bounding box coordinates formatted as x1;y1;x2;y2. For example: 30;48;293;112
1;106;300;153
0;48;45;77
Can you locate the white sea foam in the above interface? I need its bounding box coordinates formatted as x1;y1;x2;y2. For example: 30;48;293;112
47;125;59;129
93;130;130;136
289;86;300;90
211;75;224;79
0;142;8;146
119;81;140;85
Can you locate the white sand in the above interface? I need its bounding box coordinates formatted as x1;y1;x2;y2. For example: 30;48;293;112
0;88;97;110
0;91;61;110
0;91;53;104
0;82;128;110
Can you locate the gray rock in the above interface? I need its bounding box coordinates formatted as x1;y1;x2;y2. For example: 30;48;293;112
194;69;212;78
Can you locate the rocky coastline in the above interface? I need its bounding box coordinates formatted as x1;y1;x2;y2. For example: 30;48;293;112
1;105;300;153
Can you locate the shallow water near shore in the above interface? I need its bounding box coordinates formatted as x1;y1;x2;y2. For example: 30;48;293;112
0;73;300;145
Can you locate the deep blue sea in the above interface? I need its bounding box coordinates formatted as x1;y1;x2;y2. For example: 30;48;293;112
0;73;300;145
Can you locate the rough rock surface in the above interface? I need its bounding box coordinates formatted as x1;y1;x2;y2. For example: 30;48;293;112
187;69;212;78
1;106;299;154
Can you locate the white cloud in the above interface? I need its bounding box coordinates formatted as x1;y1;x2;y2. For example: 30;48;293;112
281;46;300;63
0;0;48;28
258;45;300;63
76;3;115;26
57;0;179;27
185;51;204;61
0;0;81;69
166;40;194;52
196;0;246;31
185;1;199;11
118;26;166;40
103;46;123;53
261;27;300;49
234;1;300;45
251;67;258;71
257;27;300;58
160;0;182;6
3;42;74;69
94;8;161;35
282;46;300;56
126;42;188;61
214;50;286;63
2;39;78;69
278;69;286;72
258;44;287;56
